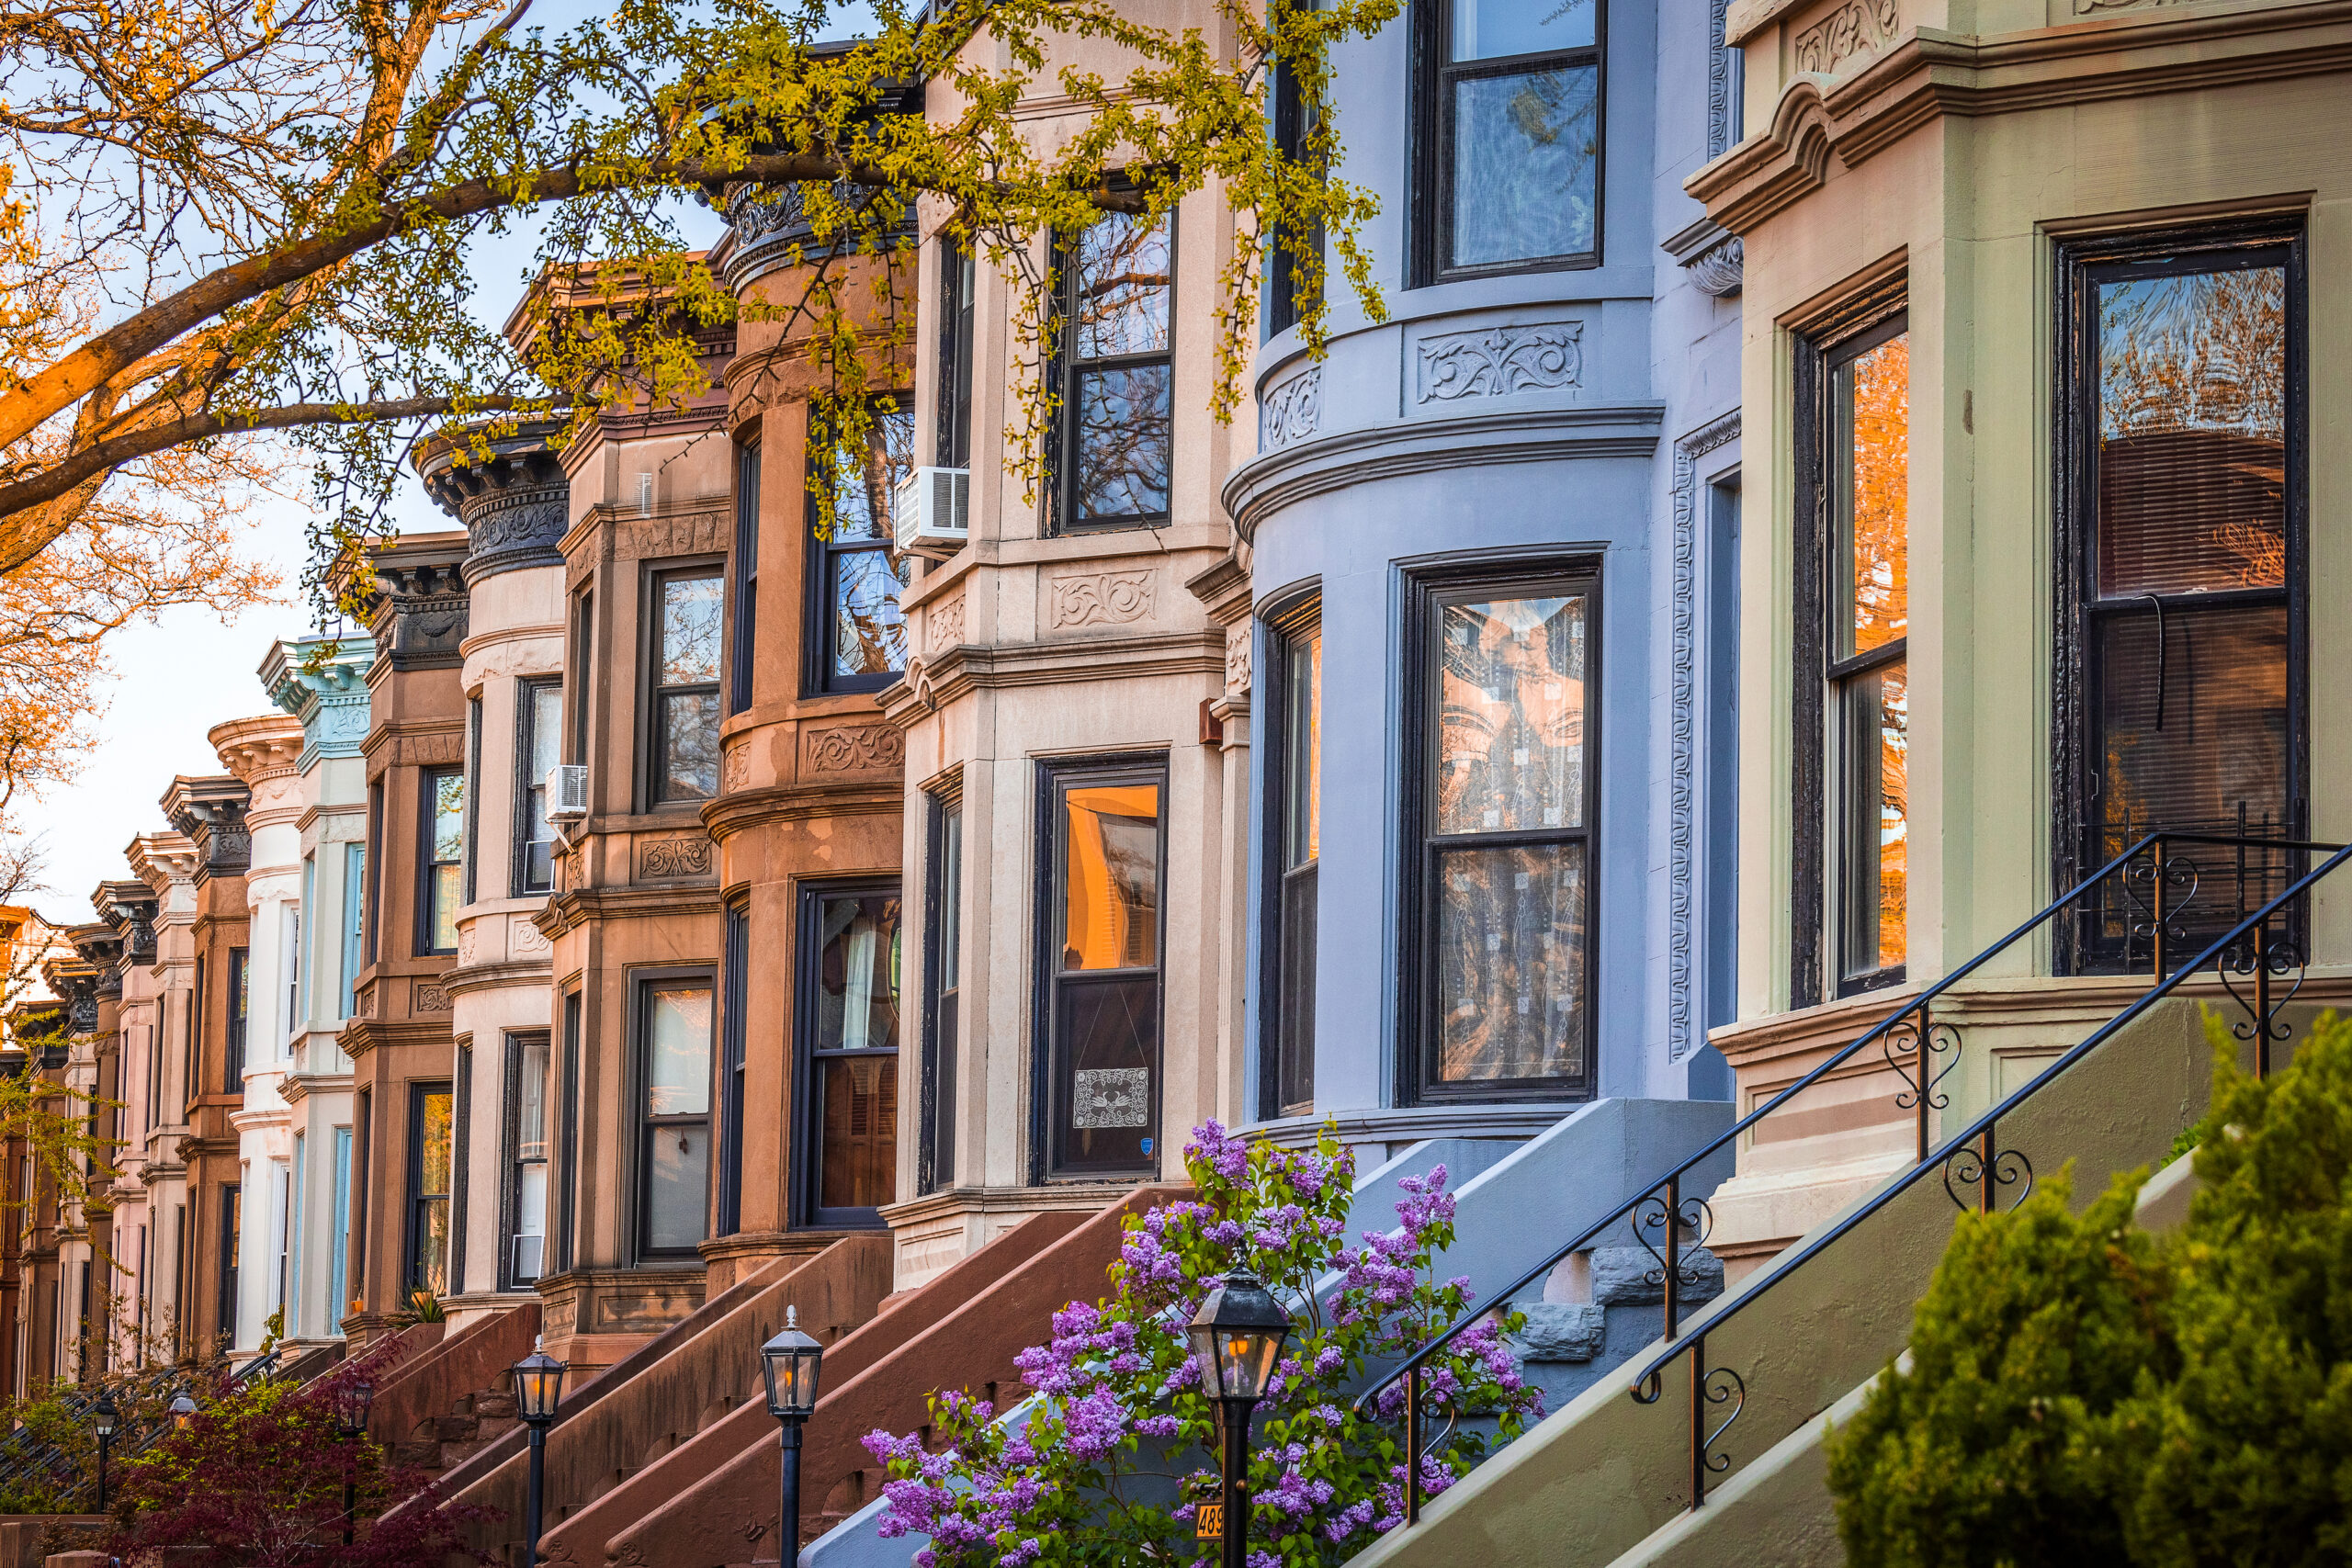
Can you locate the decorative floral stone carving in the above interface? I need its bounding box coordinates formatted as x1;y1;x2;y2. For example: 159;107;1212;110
639;836;716;879
930;592;966;651
1415;321;1584;401
1048;569;1156;628
413;982;451;1013
400;731;466;767
457;925;478;964
1793;0;1901;75
805;724;906;773
722;744;752;791
1226;626;1252;695
511;917;551;954
1689;235;1744;298
1259;367;1322;448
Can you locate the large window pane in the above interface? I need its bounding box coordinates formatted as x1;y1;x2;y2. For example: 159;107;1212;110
411;1088;452;1296
1836;334;1910;658
1059;784;1161;971
646;987;711;1116
645;1127;708;1252
1453;0;1597;56
1450;64;1599;269
830;548;910;679
817;1055;898;1213
2096;604;2288;839
659;575;723;684
816;894;900;1053
1072;214;1171;358
519;682;562;893
1072;365;1173;520
2097;267;2285;596
1435;594;1588;835
1432;843;1586;1083
1838;660;1908;982
659;690;719;801
1275;619;1321;1117
1056;976;1159;1170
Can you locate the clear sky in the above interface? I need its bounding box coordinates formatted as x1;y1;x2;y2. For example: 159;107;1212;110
17;4;885;926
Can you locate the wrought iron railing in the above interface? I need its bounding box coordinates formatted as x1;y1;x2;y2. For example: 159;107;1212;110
1358;828;2344;1523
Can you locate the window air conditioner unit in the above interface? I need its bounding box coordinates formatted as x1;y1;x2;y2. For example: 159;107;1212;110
893;466;970;558
548;764;589;822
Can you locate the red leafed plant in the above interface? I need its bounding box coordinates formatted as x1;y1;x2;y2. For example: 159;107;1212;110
102;1341;492;1567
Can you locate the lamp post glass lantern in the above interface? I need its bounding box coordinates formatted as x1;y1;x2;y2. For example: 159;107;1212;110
763;1306;825;1568
513;1337;568;1568
168;1393;197;1431
333;1377;373;1546
1185;1270;1295;1568
93;1390;116;1511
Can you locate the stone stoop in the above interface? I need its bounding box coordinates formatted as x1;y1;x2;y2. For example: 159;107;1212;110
377;1305;541;1476
1508;1245;1727;1418
595;1187;1191;1568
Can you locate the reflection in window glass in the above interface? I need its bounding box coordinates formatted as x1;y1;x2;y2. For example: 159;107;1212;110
1438;0;1602;274
1275;619;1321;1116
511;1036;549;1284
652;570;722;803
1059;213;1175;528
1046;773;1164;1174
422;768;465;953
2083;259;2292;969
1827;329;1908;986
812;401;914;691
1426;587;1591;1089
808;891;900;1218
517;681;562;894
640;985;711;1252
410;1088;452;1297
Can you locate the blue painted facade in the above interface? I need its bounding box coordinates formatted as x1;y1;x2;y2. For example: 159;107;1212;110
1225;0;1745;1138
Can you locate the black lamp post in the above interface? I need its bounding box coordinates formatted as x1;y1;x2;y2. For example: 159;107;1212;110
1186;1270;1295;1568
92;1389;115;1511
334;1376;374;1546
513;1337;568;1568
760;1307;825;1568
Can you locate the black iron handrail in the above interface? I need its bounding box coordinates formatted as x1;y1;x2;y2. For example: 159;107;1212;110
1356;828;2335;1523
1618;832;2352;1506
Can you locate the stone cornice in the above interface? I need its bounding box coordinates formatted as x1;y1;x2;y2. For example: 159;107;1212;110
262;634;377;770
701;776;901;841
161;774;252;886
438;956;555;998
1689;4;2352;232
209;713;305;790
879;628;1227;725
344;532;470;677
123;832;198;895
413;423;572;585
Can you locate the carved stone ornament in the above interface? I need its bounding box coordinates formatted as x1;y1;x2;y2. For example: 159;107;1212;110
1689;235;1745;298
930;592;966;651
1225;626;1252;696
805;724;906;774
721;744;752;792
1415;321;1584;402
510;917;551;955
400;731;467;768
413;982;452;1013
1793;0;1901;76
639;835;716;879
1259;367;1322;449
618;512;728;562
1048;569;1156;629
456;925;479;964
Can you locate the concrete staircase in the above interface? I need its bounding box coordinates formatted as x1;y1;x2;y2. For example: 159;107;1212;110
804;1097;1736;1568
1339;995;2256;1568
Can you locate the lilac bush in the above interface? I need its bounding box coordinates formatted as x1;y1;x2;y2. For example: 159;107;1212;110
864;1122;1541;1566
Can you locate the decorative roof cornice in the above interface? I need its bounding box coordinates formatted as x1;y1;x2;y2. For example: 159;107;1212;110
261;634;376;770
160;775;252;886
209;713;305;789
62;922;122;999
349;532;472;674
412;423;571;586
94;879;159;966
124;832;199;894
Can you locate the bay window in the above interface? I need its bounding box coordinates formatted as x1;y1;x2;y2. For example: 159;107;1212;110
416;766;464;956
514;678;562;895
797;886;901;1225
2058;224;2302;972
1051;211;1174;531
1037;761;1165;1178
1261;599;1321;1119
806;400;914;695
1405;566;1597;1101
1417;0;1603;282
503;1032;550;1288
405;1083;452;1298
647;568;722;806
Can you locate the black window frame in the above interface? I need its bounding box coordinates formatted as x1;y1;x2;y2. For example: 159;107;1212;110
630;966;716;1262
918;788;963;1196
554;989;580;1276
641;560;726;810
1030;753;1170;1183
1258;589;1321;1121
802;397;916;698
450;1042;471;1298
187;954;205;1115
793;879;903;1228
2052;219;2309;976
222;945;248;1092
1790;281;1908;1009
498;1030;553;1292
414;763;466;958
1397;554;1603;1107
216;1184;240;1347
512;676;564;897
729;436;761;716
1266;37;1323;338
402;1079;453;1300
568;586;595;770
463;695;483;906
936;242;977;470
1409;0;1608;288
1046;205;1177;536
717;898;749;1235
